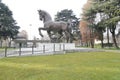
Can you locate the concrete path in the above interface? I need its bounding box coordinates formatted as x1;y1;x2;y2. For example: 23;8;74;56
105;50;120;53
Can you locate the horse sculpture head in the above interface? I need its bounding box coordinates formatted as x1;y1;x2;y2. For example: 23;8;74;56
38;10;45;21
38;10;52;22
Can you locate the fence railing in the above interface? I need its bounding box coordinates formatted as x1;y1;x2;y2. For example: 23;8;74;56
0;43;76;57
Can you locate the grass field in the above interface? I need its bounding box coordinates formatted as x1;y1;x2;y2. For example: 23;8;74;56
0;51;120;80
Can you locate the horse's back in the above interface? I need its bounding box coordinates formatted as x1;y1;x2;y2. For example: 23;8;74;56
55;21;68;30
45;21;68;30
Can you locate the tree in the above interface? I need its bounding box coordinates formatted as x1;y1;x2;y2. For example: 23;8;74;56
55;9;80;40
0;2;20;47
16;30;28;40
82;5;97;48
55;9;77;22
83;0;120;48
93;0;120;48
95;20;106;48
80;0;97;48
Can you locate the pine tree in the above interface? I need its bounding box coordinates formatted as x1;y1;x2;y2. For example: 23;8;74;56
0;2;20;47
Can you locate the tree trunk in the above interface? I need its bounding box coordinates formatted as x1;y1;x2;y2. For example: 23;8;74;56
111;32;119;49
101;40;104;48
9;39;11;48
110;26;119;49
90;39;94;48
90;28;94;48
101;32;104;48
0;40;3;47
107;27;110;47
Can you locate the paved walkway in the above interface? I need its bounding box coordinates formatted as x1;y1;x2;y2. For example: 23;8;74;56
105;50;120;53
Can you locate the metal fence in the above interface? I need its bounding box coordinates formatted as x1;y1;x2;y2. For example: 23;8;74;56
0;43;76;57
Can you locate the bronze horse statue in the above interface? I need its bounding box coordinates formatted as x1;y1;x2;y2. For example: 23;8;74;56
38;10;74;43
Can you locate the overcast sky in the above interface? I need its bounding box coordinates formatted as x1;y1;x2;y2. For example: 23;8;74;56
2;0;87;39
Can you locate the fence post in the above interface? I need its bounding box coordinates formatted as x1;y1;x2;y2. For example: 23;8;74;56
43;45;45;53
19;43;22;56
63;44;66;54
53;44;55;52
63;44;65;51
32;46;34;54
59;44;61;51
5;47;7;57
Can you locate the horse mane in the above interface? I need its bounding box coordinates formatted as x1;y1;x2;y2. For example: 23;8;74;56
40;10;52;21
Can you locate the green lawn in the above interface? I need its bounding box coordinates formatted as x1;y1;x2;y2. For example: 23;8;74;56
0;52;120;80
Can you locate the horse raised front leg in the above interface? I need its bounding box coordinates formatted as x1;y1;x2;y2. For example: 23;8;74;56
38;27;48;37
